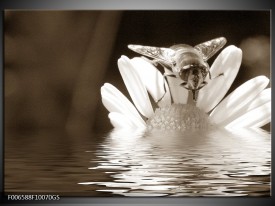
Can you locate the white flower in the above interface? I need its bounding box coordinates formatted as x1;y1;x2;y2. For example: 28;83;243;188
101;45;271;132
92;47;271;197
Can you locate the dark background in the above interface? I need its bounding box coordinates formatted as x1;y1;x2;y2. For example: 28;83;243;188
0;0;273;203
4;10;270;136
1;8;272;205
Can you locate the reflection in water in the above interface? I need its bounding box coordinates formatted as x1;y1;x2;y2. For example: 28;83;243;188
79;128;271;196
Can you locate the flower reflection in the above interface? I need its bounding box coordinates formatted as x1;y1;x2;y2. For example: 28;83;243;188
79;128;270;196
93;41;271;196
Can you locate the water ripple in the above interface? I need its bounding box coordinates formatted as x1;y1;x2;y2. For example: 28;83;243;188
79;128;271;196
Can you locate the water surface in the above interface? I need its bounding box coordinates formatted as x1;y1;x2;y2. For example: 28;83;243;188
5;128;271;196
82;128;271;196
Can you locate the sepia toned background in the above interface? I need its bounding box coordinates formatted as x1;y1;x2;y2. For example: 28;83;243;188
4;11;270;194
4;11;270;135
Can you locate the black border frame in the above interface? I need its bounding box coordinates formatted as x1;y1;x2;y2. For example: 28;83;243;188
0;0;273;205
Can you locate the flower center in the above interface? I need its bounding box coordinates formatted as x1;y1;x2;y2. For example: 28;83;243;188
146;104;213;132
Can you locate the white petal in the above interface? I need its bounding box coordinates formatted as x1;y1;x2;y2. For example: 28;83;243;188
227;127;270;139
210;76;269;126
118;56;154;118
216;88;271;126
130;57;170;104
164;68;189;104
157;79;172;107
108;112;134;129
225;101;271;129
197;45;242;112
101;83;146;128
245;88;271;111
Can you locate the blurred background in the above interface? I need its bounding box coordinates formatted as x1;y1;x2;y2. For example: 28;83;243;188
4;11;270;135
4;10;270;194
